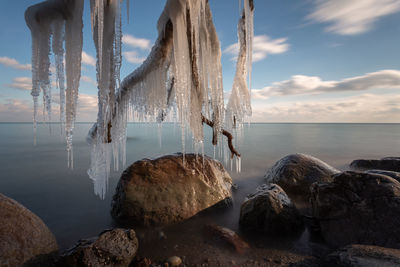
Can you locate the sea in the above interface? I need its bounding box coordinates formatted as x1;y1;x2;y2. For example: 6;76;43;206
1;122;400;255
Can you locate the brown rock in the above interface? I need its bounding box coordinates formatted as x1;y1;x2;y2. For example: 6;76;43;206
58;228;138;267
265;154;339;199
350;157;400;172
206;224;250;254
111;153;233;225
311;171;400;248
0;193;58;267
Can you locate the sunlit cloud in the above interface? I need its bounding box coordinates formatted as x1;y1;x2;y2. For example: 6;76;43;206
307;0;400;35
252;70;400;99
123;51;146;64
122;34;151;50
6;77;32;91
0;57;31;70
224;35;289;62
81;51;96;66
81;75;97;86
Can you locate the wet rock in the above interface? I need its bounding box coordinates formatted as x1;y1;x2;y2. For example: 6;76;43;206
366;169;400;182
325;244;400;267
206;224;250;254
350;157;400;172
239;184;304;234
265;154;339;199
111;153;233;225
311;171;400;248
0;193;58;267
58;228;138;267
167;256;182;266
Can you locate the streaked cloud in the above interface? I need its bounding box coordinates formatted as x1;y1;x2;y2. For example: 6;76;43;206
122;34;151;50
224;35;289;62
123;51;146;64
307;0;400;35
252;93;400;122
81;75;97;86
81;51;96;66
252;70;400;99
6;77;32;91
0;57;31;70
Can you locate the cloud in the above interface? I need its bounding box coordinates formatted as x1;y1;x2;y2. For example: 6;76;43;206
224;35;289;62
252;70;400;99
81;75;97;86
81;51;96;66
6;77;32;91
251;93;400;122
307;0;400;35
0;57;31;70
122;34;151;50
123;51;146;64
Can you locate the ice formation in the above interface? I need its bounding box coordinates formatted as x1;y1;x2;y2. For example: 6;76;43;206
226;0;254;129
25;0;84;162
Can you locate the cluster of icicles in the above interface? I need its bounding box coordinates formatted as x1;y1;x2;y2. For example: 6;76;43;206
26;0;253;199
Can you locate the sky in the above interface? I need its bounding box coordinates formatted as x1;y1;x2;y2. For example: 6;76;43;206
0;0;400;123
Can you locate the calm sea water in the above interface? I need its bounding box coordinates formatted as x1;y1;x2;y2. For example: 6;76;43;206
1;122;400;251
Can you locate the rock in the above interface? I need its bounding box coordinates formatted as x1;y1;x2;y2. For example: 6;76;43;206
205;224;250;254
58;228;138;267
111;153;233;225
265;154;339;199
325;244;400;267
0;193;58;267
167;256;182;266
366;169;400;182
350;158;400;172
239;184;304;234
311;171;400;248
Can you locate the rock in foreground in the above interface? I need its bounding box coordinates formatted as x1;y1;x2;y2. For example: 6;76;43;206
239;184;304;235
0;193;58;267
111;153;233;225
311;171;400;248
265;153;339;198
58;228;138;267
325;244;400;267
350;157;400;172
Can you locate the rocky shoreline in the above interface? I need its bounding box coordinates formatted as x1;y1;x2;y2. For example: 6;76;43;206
2;153;400;266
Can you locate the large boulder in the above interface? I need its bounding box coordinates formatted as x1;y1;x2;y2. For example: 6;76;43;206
58;228;138;267
0;193;58;266
239;184;304;234
265;154;339;199
351;157;400;172
311;171;400;248
111;153;233;225
325;244;400;267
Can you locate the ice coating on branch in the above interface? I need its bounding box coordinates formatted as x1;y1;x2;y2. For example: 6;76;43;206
226;0;254;129
25;0;84;164
87;0;227;198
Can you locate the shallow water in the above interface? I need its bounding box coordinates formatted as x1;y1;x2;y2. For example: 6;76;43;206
1;122;400;259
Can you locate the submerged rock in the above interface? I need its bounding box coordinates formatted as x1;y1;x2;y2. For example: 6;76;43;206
239;184;304;235
311;171;400;248
0;193;58;267
111;153;233;225
350;157;400;172
265;153;339;199
325;244;400;267
206;224;250;254
58;228;138;267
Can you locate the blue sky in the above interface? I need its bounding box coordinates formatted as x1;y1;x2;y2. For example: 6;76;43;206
1;0;400;122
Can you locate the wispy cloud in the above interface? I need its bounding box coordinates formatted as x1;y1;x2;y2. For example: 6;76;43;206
123;51;146;64
307;0;400;35
0;57;31;70
81;51;96;66
6;77;32;91
252;93;400;122
81;75;97;86
224;35;289;62
252;70;400;99
122;34;151;50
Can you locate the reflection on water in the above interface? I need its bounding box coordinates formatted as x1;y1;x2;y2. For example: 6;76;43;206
0;123;399;255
